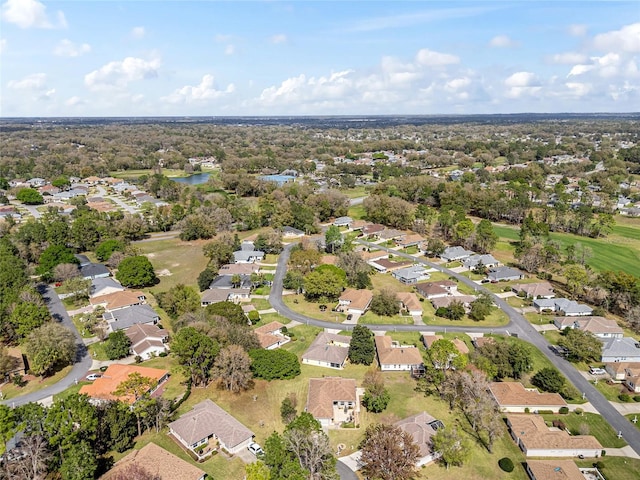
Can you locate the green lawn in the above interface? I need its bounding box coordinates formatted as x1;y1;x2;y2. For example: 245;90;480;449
577;456;640;480
541;412;627;448
0;365;73;400
251;298;273;311
358;311;416;325
348;204;366;220
626;414;640;430
88;341;109;361
110;168;190;179
594;379;631;401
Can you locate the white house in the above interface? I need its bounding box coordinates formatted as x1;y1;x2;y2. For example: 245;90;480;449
440;246;474;262
337;288;373;315
601;337;640;363
553;316;623;339
374;335;423;372
306;377;360;427
391;265;430;285
302;332;351;369
462;254;499;270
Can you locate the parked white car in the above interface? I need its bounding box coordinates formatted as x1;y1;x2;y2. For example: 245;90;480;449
247;442;264;456
86;373;102;381
589;367;606;375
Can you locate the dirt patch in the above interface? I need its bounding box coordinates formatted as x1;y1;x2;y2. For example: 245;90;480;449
157;269;172;276
146;253;156;258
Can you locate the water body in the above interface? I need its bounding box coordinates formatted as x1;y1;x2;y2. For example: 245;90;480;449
171;173;210;185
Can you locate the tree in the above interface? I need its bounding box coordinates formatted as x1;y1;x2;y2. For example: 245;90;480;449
206;301;247;324
16;188;44;205
116;255;157;287
249;349;301;380
284;413;336;479
432;427;470;469
53;262;81;282
359;423;420;480
474;219;498;253
532;367;566;394
95;239;124;262
245;461;272;480
337;251;372;289
280;394;298;424
263;431;308;480
96;400;137;454
324;225;343;253
469;293;494;321
36;244;78;279
361;369;390;413
156;284;200;319
113;372;156;402
348;325;375;365
283;271;304;293
473;339;532;379
370;289;400;316
254;229;283;254
25;322;77;376
0;404;17;454
171;327;219;386
202;233;235;268
104;330;132;360
428;338;467;371
558;329;602;363
563;264;589;297
115;214;148;241
303;268;346;302
58;440;98;480
288;247;322;275
197;265;218;291
9;301;50;339
213;344;253;392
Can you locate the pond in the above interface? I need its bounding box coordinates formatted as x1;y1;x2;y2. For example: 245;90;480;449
171;173;210;185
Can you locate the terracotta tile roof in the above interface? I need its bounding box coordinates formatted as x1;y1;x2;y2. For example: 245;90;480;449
416;282;448;297
397;292;422;313
90;290;146;311
302;332;351;366
339;288;373;311
168;399;253;449
79;364;168;403
374;335;423;367
525;460;584;480
101;443;205;480
506;414;602;451
490;382;566;407
396;234;424;246
306;377;357;419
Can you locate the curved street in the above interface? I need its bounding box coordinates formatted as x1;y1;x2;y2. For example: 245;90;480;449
270;241;640;456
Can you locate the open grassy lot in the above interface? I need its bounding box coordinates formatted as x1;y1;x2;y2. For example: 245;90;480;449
358;311;416;325
348;203;366;220
135;238;209;290
541;412;627;448
110;168;190;179
0;365;73;400
577;456;640;480
282;294;346;323
370;272;414;292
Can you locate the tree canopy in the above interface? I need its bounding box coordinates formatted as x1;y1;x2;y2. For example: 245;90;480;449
115;255;157;288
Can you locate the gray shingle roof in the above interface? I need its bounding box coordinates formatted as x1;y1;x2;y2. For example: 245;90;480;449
103;304;160;331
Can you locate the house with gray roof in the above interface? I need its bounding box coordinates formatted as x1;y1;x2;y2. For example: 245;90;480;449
302;332;351;369
282;226;305;238
332;216;353;227
395;412;443;467
601;337;640;363
233;245;265;264
168;399;254;455
487;266;525;282
209;274;252;290
392;265;430;285
440;246;474;262
462;254;499;270
103;304;160;332
533;298;593;316
200;288;251;306
554;316;623;339
90;277;125;298
80;262;110;280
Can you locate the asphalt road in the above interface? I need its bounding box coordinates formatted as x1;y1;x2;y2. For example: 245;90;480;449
270;241;640;456
1;285;92;407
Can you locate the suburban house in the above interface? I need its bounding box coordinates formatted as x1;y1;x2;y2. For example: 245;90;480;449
209;275;252;290
333;216;353;227
281;226;305;238
368;258;413;273
79;364;169;404
254;321;291;350
431;295;477;310
534;298;593;316
395;234;424;248
415;280;458;299
511;282;555;299
168;399;254;455
525;460;587;480
487;266;525;282
125;323;169;360
462;254;499;270
90;277;125;298
79;263;111;280
337;288;374;316
440;246;474;262
306;377;360;427
359;249;388;262
103;304;161;332
506;414;602;457
605;362;640;380
233;243;265;263
1;347;27;382
488;382;567;413
218;263;260;275
302;332;351;369
374;335;423;372
101;442;206;480
200;288;251;306
601;337;640;363
378;229;405;241
395;412;444;467
422;335;469;355
392;265;430;285
361;223;386;237
90;290;146;311
622;365;640;393
397;292;423;316
349;220;368;232
553;316;623;339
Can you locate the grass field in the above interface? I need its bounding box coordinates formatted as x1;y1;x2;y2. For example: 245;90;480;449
541;412;628;447
348;204;366;220
110;168;190;179
0;365;73;400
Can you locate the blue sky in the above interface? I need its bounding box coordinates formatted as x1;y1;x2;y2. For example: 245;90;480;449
1;1;639;116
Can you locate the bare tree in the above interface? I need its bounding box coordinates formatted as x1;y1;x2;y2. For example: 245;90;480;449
285;429;335;480
53;263;80;282
359;423;420;480
4;435;51;480
212;344;252;393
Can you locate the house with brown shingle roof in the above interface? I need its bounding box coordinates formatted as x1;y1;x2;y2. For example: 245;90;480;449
101;442;206;480
506;414;602;457
368;258;413;273
79;364;169;404
337;288;373;315
553;316;623;339
374;335;423;372
415;280;458;299
395;234;424;248
489;382;567;413
168;399;254;455
397;292;422;316
302;332;351;369
125;323;169;360
90;290;147;311
395;412;444;467
306;377;360;427
359;249;388;262
525;460;584;480
254;321;290;349
512;282;555;299
431;295;476;310
362;223;386;237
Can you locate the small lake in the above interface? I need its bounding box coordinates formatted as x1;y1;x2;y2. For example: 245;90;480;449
171;173;210;185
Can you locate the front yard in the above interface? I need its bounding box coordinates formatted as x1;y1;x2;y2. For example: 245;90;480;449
541;412;628;448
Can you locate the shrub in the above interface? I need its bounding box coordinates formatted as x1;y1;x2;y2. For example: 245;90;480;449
618;393;632;403
594;461;605;470
524;407;530;413
552;420;566;430
559;406;569;414
634;396;640;402
574;408;584;415
159;351;168;357
537;410;554;415
498;457;514;473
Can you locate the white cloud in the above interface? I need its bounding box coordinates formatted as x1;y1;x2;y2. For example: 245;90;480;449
504;71;541;98
445;77;471;91
224;44;235;55
271;34;287;44
565;82;591;97
593;23;640;53
84;57;161;90
568;24;588;37
131;26;145;39
549;52;587;64
8;73;47;90
415;48;459;67
53;39;91;57
162;74;235;104
0;39;6;53
65;96;84;106
1;0;66;29
489;35;517;48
